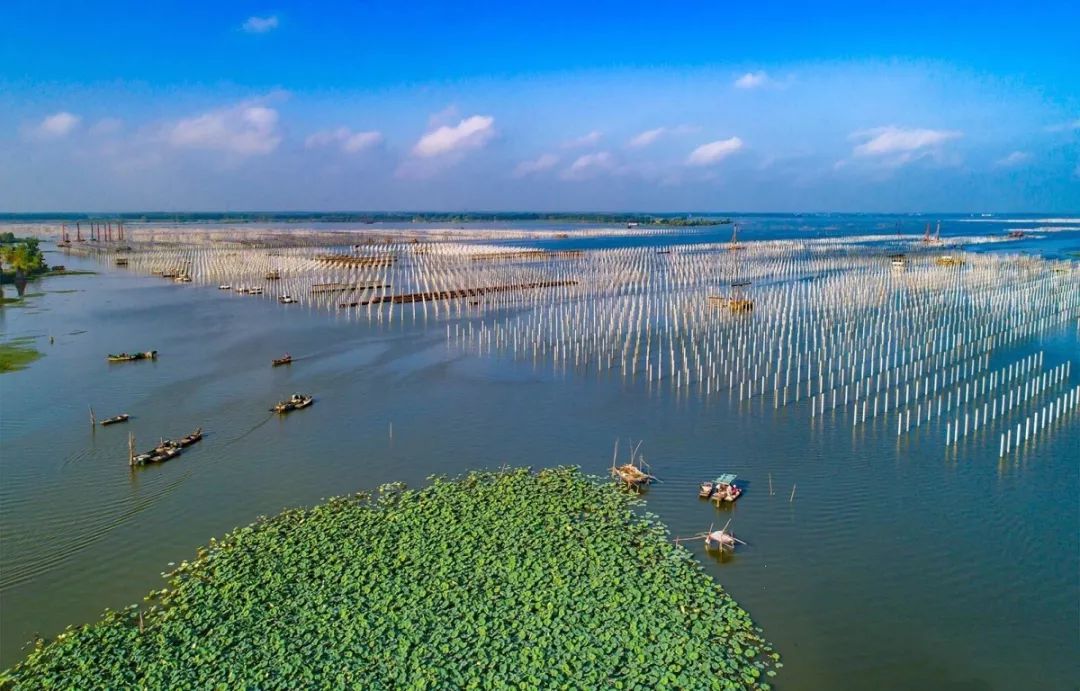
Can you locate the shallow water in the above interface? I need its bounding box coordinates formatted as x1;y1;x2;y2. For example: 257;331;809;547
1;216;1078;689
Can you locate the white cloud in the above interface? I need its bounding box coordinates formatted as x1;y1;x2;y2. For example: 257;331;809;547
30;112;81;139
562;151;615;180
994;151;1032;168
734;71;770;89
563;131;603;148
851;126;961;158
628;128;666;149
411;115;495;157
627;125;698;149
686;137;744;166
167;103;281;156
242;15;279;33
306;127;383;154
513;153;560;178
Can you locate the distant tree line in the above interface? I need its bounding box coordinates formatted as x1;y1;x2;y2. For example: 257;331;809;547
0;213;733;226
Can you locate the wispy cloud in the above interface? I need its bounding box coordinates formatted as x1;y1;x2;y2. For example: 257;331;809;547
734;71;770;89
166;102;281;156
563;131;603;148
562;151;615;180
242;15;279;34
412;115;495;157
994;150;1032;168
686;137;744;166
626;125;698;149
28;111;81;139
851;126;961;158
306;127;383;154
513;153;559;178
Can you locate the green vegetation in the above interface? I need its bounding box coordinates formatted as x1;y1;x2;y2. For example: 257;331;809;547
0;338;42;373
3;467;778;689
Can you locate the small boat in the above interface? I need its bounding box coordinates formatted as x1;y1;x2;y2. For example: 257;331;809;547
889;253;906;268
265;269;281;280
107;350;157;362
248;287;264;295
272;354;293;367
175;275;192;283
698;480;715;498
218;284;231;290
271;393;314;414
278;295;296;304
100;413;130;426
234;285;246;292
132;444;181;466
115;257;129;266
711;474;743;503
612;461;655;489
177;428;203;447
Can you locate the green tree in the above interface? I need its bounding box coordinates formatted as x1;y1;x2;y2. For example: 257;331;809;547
1;241;45;297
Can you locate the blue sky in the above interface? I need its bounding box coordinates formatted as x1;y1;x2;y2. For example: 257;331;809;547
1;1;1077;212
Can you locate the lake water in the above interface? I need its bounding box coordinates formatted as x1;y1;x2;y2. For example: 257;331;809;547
1;215;1078;689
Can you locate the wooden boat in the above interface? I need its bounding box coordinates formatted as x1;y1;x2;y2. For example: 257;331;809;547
265;269;281;280
248;287;264;295
711;474;743;503
611;461;654;488
177;427;203;447
175;275;192;283
698;480;715;498
218;284;232;290
100;413;130;426
132;444;181;466
935;255;964;267
278;295;296;304
107;350;157;362
271;393;314;414
272;354;293;367
114;257;129;266
889;253;906;267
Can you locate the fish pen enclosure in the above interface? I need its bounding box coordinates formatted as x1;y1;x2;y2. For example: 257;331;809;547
71;228;1080;453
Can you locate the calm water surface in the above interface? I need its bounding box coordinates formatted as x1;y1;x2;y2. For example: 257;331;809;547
1;218;1078;690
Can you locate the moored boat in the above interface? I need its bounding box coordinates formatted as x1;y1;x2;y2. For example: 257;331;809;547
107;350;157;362
699;480;715;498
177;427;203;447
100;413;130;426
278;295;296;304
218;284;232;290
612;461;655;488
271;393;314;413
711;474;743;503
